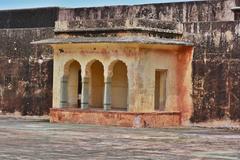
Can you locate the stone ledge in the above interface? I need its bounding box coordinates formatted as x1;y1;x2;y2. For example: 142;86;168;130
50;108;181;128
31;36;193;46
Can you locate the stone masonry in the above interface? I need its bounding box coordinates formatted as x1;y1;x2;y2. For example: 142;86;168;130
0;0;239;122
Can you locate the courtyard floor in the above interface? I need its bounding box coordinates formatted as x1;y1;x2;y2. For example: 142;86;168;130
0;117;239;160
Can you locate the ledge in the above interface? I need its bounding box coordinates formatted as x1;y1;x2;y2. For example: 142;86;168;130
51;107;181;115
231;7;240;11
54;27;182;35
50;108;182;128
31;36;193;46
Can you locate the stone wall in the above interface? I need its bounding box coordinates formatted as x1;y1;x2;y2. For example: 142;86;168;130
0;7;59;28
58;0;235;22
185;21;240;121
0;1;239;121
0;28;54;115
0;8;58;115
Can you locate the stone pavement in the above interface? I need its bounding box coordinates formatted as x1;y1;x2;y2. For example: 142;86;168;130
0;117;239;160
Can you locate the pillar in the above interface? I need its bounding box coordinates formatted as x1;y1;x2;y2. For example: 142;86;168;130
104;77;111;111
81;77;89;109
60;75;68;108
127;67;131;111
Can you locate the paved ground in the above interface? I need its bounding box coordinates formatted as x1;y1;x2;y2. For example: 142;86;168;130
0;117;240;160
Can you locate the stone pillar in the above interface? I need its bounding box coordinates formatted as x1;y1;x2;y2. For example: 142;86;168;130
104;77;112;111
81;77;89;109
60;75;68;108
127;69;131;111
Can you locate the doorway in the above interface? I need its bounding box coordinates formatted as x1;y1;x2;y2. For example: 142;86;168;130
154;70;167;111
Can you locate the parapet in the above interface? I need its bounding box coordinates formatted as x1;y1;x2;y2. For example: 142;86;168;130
54;18;183;39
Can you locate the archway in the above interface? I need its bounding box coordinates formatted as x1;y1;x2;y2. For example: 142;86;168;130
89;60;104;108
63;60;81;107
111;60;128;110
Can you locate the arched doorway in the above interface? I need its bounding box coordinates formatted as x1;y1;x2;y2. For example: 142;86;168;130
62;60;81;107
111;61;128;110
89;60;104;108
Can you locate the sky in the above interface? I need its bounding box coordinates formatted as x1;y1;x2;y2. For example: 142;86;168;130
0;0;195;10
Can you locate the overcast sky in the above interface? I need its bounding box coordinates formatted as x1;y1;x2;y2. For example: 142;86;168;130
0;0;195;10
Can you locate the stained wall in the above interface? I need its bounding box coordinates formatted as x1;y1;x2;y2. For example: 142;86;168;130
54;0;240;122
52;43;193;122
0;7;58;115
0;0;239;122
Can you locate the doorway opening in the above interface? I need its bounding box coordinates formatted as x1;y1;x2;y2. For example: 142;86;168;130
89;60;104;109
111;61;128;110
63;60;81;108
154;70;167;111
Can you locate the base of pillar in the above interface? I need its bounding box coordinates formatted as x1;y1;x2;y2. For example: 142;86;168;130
50;108;181;128
81;104;88;110
103;104;111;111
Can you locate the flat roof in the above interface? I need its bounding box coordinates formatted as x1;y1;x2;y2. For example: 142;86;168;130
31;36;193;46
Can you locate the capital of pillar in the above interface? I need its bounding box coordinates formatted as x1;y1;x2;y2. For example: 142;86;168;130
82;76;89;83
104;76;112;83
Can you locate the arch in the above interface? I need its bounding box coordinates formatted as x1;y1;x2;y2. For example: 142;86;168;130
63;59;79;76
110;60;128;110
63;59;82;107
108;59;124;76
85;59;100;77
88;60;104;108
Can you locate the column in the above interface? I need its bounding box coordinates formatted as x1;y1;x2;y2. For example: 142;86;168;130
104;76;111;111
127;69;131;111
81;77;89;109
60;75;68;108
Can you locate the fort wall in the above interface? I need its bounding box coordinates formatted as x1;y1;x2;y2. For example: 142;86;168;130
0;1;239;122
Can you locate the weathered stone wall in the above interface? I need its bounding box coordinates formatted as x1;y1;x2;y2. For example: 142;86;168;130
0;28;54;115
236;0;240;5
0;7;58;28
0;8;58;115
185;21;240;121
58;0;235;22
0;1;239;121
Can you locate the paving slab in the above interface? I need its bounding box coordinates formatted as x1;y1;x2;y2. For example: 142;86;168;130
0;117;239;160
